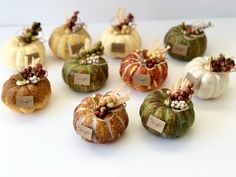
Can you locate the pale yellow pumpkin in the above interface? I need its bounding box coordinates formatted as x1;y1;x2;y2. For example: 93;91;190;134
101;26;141;58
2;37;45;71
49;25;91;60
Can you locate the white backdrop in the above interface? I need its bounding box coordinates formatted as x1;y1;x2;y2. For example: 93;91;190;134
0;0;236;25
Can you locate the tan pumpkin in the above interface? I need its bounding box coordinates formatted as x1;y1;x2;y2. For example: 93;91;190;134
49;11;91;60
2;22;45;71
101;8;141;58
73;89;129;144
1;64;51;113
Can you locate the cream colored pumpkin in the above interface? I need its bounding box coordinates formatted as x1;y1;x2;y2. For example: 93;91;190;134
185;56;229;99
49;25;91;60
101;26;141;58
2;37;45;71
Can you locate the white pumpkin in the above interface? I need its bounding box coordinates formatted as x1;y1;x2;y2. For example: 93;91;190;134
2;37;45;71
185;56;229;99
101;26;141;58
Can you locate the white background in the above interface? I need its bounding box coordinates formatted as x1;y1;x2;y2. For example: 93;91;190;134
1;1;236;177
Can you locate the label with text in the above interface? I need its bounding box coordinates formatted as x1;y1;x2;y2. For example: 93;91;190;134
133;74;151;86
68;43;84;56
171;43;188;56
74;73;90;86
146;115;166;134
16;96;34;108
111;43;125;53
185;72;200;89
26;53;40;64
76;124;93;140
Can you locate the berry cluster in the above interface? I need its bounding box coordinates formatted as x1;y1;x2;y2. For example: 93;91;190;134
18;22;42;44
67;11;79;31
20;64;46;80
116;13;134;30
79;41;104;60
171;82;194;101
211;54;235;72
146;59;158;68
95;94;118;118
182;22;212;36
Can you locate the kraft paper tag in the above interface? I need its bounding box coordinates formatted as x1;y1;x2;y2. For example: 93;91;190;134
74;73;90;85
76;124;93;140
185;72;200;89
16;96;34;108
68;43;84;56
26;53;39;65
111;43;125;53
171;44;188;56
133;74;151;86
146;115;166;134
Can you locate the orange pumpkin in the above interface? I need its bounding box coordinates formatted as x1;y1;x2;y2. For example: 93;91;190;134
119;47;169;92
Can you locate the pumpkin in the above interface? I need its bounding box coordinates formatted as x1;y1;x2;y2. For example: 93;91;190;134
139;79;195;138
101;8;141;58
185;55;235;99
1;64;51;113
49;11;91;60
164;21;212;61
73;89;129;143
2;22;45;71
119;44;169;92
62;41;108;92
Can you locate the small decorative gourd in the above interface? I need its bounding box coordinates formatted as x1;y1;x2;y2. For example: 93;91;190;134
164;21;212;61
120;42;169;92
185;54;235;99
101;7;141;58
73;87;129;144
62;40;108;92
140;78;195;138
49;11;91;60
1;62;51;113
2;22;45;71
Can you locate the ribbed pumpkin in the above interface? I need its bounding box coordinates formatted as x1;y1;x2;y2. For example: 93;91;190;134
140;88;195;138
164;22;212;61
185;55;235;99
62;41;108;92
49;11;91;60
120;45;169;92
1;64;51;113
101;8;141;58
2;22;45;71
73;90;129;144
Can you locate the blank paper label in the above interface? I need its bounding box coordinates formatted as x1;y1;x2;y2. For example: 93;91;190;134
111;43;125;53
16;96;34;108
74;73;90;86
172;44;188;56
26;53;39;64
185;72;200;89
146;115;166;134
133;74;151;86
76;124;93;140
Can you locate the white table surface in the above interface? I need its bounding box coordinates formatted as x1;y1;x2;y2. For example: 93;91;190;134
0;18;236;177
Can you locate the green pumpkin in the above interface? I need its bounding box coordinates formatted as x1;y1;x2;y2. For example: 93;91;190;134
139;88;195;138
164;24;207;61
62;57;108;92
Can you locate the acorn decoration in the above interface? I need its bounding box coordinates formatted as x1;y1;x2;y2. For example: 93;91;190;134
185;54;235;99
1;62;51;113
73;86;129;144
62;40;108;92
164;21;212;61
120;42;169;92
139;78;195;138
2;21;45;71
49;11;91;60
101;7;142;58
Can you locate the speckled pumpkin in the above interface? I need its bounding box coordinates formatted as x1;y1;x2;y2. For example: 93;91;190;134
139;88;195;138
62;57;108;92
1;75;51;113
164;24;207;61
120;50;168;92
73;93;129;143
